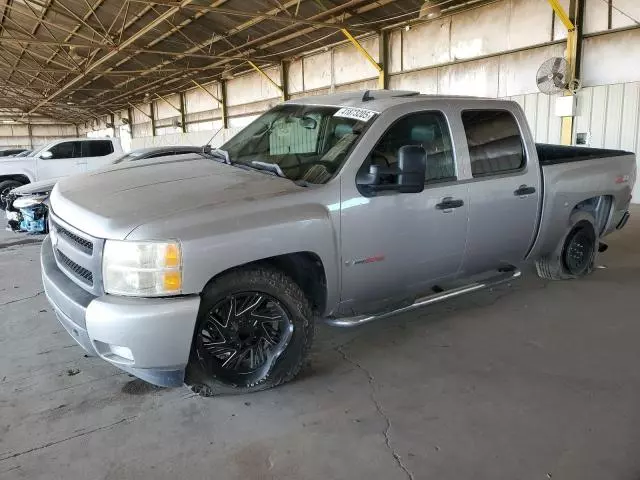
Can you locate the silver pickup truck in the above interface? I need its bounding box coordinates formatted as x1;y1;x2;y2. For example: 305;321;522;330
41;90;636;396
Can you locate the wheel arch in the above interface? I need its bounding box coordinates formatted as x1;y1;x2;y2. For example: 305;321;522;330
201;251;328;316
570;195;613;235
0;174;31;185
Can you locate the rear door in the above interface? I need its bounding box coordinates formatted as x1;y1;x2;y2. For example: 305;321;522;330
36;141;83;181
457;107;541;275
81;140;115;170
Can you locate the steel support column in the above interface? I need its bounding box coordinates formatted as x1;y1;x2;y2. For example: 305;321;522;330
547;0;583;145
280;60;289;101
220;80;228;129
179;92;187;133
378;30;389;90
150;102;156;137
127;107;134;138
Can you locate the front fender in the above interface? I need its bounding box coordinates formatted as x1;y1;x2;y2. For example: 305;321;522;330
128;199;341;314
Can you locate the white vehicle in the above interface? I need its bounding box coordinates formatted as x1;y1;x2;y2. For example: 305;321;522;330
0;137;122;209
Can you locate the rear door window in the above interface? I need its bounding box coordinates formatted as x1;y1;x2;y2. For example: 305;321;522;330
461;110;525;177
82;140;114;157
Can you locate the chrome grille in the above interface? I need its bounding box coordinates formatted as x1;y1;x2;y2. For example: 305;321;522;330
50;212;104;295
55;224;93;255
56;250;93;286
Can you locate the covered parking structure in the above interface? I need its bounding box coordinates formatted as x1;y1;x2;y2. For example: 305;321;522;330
1;1;640;479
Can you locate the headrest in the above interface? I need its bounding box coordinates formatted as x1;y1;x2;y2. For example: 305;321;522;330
334;123;353;139
410;125;435;144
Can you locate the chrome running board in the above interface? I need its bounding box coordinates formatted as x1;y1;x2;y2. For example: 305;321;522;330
325;268;521;327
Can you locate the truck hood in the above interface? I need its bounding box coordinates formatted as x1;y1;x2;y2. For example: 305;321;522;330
13;178;57;196
50;156;301;239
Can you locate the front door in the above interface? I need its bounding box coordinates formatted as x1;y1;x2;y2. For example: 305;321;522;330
458;108;542;276
340;110;469;314
36;141;84;181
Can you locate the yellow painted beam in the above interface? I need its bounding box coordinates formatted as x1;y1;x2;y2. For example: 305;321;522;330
154;93;181;114
128;102;152;120
341;29;382;73
341;28;385;89
247;60;284;97
191;80;222;103
546;0;575;31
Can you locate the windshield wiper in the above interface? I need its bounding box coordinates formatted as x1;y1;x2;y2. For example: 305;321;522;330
249;161;286;178
201;145;231;164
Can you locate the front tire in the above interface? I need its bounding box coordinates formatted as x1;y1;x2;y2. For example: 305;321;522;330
185;267;314;396
0;180;23;210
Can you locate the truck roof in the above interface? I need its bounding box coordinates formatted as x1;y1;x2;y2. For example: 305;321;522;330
286;89;509;112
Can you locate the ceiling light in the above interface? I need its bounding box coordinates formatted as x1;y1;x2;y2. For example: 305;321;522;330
419;1;442;19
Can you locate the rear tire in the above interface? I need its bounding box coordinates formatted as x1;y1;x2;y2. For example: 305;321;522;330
536;216;598;280
185;267;314;397
0;180;23;210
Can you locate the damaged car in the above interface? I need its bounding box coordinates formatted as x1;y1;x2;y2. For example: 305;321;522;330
6;145;204;234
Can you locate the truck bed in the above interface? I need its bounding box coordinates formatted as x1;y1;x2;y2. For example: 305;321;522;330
528;147;636;261
536;143;633;166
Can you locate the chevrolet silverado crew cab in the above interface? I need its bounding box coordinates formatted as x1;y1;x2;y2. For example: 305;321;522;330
41;90;636;396
0;137;122;210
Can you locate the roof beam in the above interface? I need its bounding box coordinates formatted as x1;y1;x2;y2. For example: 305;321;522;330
129;0;375;32
26;0;199;116
0;37;272;62
70;0;233;94
86;0;370;102
23;0;108;90
90;0;378;105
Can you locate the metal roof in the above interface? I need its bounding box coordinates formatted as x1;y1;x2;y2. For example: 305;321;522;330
0;0;494;123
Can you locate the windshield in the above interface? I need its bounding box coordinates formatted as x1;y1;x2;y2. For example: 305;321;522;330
27;145;48;157
219;104;375;184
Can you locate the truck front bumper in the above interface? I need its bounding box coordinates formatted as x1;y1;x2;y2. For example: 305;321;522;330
41;236;200;387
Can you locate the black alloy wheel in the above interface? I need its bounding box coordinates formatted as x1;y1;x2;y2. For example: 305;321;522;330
195;292;294;386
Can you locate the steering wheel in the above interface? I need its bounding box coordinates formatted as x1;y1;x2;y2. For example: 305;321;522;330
371;150;391;168
271;154;304;171
305;160;338;174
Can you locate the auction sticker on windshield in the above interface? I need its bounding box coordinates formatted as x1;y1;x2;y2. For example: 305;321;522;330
334;107;377;122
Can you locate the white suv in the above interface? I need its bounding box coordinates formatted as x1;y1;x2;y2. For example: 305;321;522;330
0;137;122;209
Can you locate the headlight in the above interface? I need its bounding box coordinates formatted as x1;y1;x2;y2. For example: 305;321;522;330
103;240;182;296
13;195;48;209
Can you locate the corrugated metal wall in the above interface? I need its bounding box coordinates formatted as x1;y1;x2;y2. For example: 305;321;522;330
573;82;640;198
508;93;563;145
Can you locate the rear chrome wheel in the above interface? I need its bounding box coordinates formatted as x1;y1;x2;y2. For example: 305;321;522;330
186;267;314;396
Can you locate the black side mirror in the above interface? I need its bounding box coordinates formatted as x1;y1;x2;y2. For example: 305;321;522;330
356;145;426;196
396;145;426;193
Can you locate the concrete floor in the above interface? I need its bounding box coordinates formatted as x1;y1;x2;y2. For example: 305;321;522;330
2;214;640;480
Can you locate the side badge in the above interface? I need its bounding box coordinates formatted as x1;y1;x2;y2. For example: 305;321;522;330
346;255;385;266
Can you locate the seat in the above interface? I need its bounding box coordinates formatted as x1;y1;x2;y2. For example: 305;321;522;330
410;125;455;181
